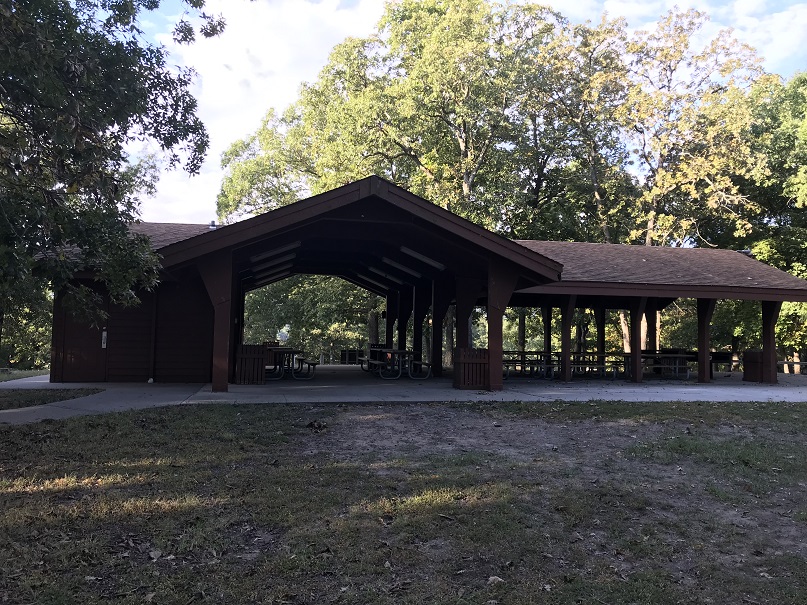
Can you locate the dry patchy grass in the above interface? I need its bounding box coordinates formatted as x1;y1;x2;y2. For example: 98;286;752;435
1;400;806;604
0;389;103;411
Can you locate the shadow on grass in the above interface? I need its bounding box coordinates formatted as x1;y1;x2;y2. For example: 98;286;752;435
0;388;104;411
1;403;806;604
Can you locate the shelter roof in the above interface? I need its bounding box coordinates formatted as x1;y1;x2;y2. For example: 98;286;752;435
127;178;807;304
130;222;212;249
134;176;562;296
515;240;807;302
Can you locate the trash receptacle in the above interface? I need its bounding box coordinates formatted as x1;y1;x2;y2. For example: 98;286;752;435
453;348;490;390
743;350;762;382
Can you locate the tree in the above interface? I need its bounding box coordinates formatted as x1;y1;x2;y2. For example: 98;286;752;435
620;9;765;246
0;0;223;345
218;1;781;359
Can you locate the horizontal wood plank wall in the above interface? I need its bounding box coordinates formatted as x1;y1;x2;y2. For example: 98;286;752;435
106;292;154;382
154;275;214;383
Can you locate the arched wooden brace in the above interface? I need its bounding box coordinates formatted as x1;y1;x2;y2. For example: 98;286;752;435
412;284;432;362
397;287;414;351
697;298;716;383
560;296;576;382
385;291;399;346
430;278;453;377
762;301;782;384
487;262;520;391
198;252;234;392
629;297;648;383
455;278;483;349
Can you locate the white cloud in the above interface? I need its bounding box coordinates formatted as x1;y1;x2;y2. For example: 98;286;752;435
138;0;385;224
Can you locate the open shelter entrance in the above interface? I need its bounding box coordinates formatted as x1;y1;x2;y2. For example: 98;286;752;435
50;177;807;391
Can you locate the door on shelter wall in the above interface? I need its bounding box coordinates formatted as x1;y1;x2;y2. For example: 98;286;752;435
61;312;108;382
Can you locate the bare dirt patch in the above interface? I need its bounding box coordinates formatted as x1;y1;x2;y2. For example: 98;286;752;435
2;401;806;604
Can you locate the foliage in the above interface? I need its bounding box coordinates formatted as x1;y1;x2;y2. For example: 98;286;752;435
0;0;224;343
217;0;803;357
0;277;52;368
243;276;383;360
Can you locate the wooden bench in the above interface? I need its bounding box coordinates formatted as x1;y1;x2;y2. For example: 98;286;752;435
572;362;620;380
777;360;807;374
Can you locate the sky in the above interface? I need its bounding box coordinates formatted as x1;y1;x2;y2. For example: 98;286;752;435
136;0;807;225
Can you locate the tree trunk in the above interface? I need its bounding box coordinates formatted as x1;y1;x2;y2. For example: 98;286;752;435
517;308;526;352
444;305;455;367
795;351;802;375
367;310;379;345
619;310;630;352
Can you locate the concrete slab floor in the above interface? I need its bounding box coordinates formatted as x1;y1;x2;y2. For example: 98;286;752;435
1;365;806;425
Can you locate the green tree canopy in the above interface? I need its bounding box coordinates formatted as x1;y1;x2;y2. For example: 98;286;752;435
0;0;223;322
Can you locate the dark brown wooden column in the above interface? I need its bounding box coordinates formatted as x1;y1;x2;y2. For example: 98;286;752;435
560;296;576;382
629;297;648;383
230;278;243;383
645;300;658;352
697;298;716;383
761;300;782;384
397;287;414;351
412;284;431;361
199;252;234;393
542;306;552;354
430;279;453;377
487;262;520;391
594;306;607;364
455;278;480;349
385;291;399;346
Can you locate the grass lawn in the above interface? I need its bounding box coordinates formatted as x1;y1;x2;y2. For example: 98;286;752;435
1;400;806;604
0;389;104;412
0;369;50;383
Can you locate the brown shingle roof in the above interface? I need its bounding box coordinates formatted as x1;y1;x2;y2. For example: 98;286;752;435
130;222;212;250
516;240;807;291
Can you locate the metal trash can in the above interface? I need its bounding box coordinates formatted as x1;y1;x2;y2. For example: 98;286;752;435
742;350;762;382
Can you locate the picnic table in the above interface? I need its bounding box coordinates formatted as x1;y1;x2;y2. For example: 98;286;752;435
265;346;318;381
359;346;431;380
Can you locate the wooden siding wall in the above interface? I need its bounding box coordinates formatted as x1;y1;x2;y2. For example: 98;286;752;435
105;293;155;382
154;275;214;383
50;283;108;383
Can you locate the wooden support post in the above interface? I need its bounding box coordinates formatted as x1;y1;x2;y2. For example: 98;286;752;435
397;287;414;351
487;262;520;391
412;284;431;361
198;252;234;393
645;300;658;352
430;279;452;377
761;300;782;384
697;298;716;383
630;298;648;383
594;306;606;365
542;306;552;354
230;278;242;383
560;296;576;382
385;291;399;346
455;278;481;350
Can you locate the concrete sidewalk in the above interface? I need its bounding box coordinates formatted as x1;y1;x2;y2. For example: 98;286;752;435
2;366;806;425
